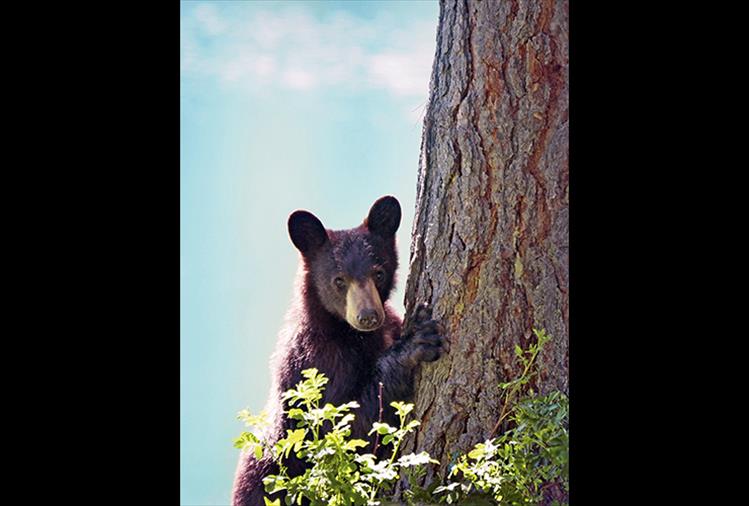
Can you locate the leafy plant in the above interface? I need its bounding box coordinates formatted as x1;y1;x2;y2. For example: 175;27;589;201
489;328;551;439
436;392;568;504
235;329;568;506
435;329;569;505
234;409;270;461
236;368;437;506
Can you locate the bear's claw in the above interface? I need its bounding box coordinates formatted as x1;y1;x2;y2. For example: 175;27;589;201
402;302;448;364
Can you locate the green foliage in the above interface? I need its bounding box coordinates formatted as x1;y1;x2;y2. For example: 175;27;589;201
234;329;568;505
237;368;437;506
435;392;568;505
435;329;569;505
235;409;269;461
494;329;551;433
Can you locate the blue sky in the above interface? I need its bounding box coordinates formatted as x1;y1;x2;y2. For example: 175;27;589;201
180;1;439;504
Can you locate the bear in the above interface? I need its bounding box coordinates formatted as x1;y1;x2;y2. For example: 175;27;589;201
231;195;446;506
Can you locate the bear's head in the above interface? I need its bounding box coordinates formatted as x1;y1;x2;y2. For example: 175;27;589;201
288;196;401;332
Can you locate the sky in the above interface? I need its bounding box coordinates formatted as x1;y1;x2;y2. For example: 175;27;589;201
180;1;439;505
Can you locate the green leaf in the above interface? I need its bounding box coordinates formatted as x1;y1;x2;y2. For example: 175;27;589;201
467;447;484;460
514;344;523;358
301;368;319;379
262;475;287;495
263;498;281;506
287;408;304;420
390;401;414;417
233;431;262;450
369;422;395;435
344;439;369;451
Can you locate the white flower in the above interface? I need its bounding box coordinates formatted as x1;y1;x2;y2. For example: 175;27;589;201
398;451;437;467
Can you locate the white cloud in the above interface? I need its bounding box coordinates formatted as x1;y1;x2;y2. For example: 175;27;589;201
281;69;317;90
369;51;432;97
193;3;226;36
254;55;276;78
181;3;437;103
217;53;277;84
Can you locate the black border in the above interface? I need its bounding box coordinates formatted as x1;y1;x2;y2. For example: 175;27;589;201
33;0;681;504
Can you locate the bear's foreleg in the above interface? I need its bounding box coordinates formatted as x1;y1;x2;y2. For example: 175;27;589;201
350;304;447;446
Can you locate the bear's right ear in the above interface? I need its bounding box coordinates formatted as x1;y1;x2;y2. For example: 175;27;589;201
288;210;328;255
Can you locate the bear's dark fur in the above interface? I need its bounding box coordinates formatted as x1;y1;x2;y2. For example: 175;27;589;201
232;196;445;506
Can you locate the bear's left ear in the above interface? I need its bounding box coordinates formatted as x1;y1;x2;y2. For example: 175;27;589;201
366;195;401;238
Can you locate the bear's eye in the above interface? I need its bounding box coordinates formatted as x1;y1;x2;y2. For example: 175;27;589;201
374;270;385;283
333;277;347;290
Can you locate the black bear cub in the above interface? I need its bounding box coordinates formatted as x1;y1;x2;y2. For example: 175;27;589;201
232;195;446;506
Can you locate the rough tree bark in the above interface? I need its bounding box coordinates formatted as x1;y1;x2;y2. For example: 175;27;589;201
400;0;568;499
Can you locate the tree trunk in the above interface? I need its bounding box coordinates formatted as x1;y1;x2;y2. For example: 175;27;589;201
401;0;569;497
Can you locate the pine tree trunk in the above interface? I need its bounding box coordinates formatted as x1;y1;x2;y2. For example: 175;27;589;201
401;0;568;498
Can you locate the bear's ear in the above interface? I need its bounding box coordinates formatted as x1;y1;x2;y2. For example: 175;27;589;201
366;195;401;238
288;210;328;255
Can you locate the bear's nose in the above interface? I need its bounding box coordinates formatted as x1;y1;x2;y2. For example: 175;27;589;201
358;309;380;329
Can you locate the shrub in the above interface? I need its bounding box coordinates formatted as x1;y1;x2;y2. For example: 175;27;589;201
235;330;568;505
